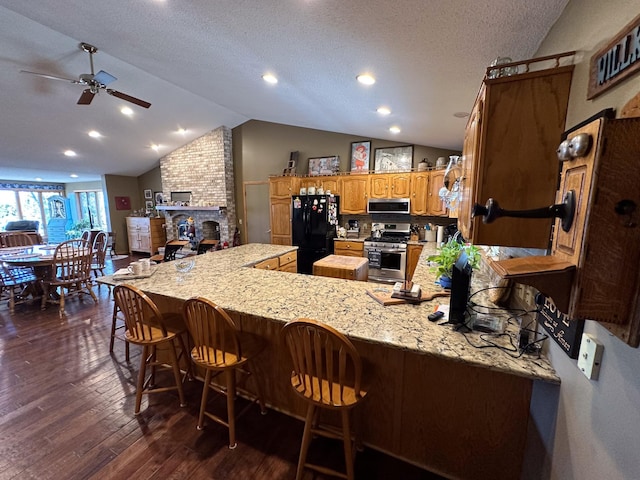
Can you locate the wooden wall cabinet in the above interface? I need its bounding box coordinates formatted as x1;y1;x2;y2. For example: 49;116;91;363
339;175;368;214
491;113;640;347
459;54;574;248
410;171;448;217
126;217;166;255
369;173;411;199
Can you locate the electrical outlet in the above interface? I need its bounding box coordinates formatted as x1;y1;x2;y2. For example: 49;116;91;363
577;333;604;380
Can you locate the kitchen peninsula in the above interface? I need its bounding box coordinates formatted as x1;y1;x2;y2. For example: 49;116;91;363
101;244;558;480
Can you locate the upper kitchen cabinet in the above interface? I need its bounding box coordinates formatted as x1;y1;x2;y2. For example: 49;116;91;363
459;52;575;248
410;171;448;217
270;176;298;198
339;175;368;214
369;173;412;199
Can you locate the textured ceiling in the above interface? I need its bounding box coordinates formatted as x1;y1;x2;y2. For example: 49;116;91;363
0;0;569;183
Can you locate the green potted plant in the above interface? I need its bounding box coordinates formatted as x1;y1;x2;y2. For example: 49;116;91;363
426;238;480;288
65;219;92;239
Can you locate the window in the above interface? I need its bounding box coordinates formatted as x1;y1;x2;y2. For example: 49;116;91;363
0;182;66;239
76;190;107;230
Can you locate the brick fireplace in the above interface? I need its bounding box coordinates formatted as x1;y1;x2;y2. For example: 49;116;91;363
157;126;235;244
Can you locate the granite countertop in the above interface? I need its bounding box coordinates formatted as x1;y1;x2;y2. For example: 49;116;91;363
100;243;559;384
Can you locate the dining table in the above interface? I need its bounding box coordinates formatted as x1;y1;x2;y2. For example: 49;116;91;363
0;244;60;304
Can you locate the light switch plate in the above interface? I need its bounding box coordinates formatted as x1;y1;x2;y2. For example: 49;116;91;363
577;333;604;380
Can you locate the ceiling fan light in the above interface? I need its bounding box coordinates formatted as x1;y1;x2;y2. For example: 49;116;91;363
88;130;101;138
64;150;77;157
377;106;391;115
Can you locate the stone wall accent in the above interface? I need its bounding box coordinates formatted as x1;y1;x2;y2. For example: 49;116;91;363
159;126;234;242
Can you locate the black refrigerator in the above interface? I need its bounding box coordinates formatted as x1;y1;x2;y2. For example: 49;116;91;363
292;195;340;274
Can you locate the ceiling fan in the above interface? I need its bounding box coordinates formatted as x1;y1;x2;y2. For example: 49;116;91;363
20;42;151;108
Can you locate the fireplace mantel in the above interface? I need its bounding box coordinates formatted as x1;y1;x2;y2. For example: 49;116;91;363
156;205;226;212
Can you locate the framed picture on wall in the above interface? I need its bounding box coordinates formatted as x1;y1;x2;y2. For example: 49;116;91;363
308;156;340;176
350;141;371;174
154;192;164;205
145;200;154;210
114;196;131;210
374;145;414;172
144;189;153;200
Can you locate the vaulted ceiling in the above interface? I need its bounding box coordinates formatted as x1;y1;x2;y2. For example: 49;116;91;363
0;0;568;183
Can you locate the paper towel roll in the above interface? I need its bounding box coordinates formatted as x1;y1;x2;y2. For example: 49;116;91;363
436;225;445;245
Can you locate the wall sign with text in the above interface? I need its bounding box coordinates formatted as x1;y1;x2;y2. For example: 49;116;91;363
588;14;640;100
536;293;585;359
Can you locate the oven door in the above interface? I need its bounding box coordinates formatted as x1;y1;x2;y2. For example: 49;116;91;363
366;247;406;282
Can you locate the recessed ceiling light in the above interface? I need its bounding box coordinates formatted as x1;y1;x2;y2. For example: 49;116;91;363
120;106;133;116
453;111;470;118
70;174;78;178
151;144;161;151
356;74;376;85
88;130;102;138
176;127;188;134
64;150;77;157
377;106;391;115
262;74;278;84
35;177;42;181
389;126;401;134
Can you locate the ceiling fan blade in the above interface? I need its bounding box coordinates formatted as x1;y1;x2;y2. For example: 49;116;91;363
107;89;151;109
20;70;79;84
77;89;95;105
93;70;117;86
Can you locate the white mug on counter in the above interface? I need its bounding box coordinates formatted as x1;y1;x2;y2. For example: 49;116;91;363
139;258;151;274
128;261;142;275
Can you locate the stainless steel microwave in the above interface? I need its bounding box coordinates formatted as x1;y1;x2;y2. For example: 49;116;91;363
367;198;411;214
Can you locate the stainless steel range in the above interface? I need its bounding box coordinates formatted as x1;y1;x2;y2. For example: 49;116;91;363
363;222;410;283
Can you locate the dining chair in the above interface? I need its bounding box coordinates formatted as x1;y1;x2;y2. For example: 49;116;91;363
182;296;266;449
196;239;219;255
41;238;98;317
281;318;368;480
0;264;38;314
2;232;35;247
106;231;116;257
113;284;188;415
150;240;189;263
90;231;109;280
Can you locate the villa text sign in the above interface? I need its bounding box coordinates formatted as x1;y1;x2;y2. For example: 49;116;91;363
588;14;640;100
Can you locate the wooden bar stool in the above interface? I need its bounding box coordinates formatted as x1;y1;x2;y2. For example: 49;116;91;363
281;318;368;480
109;301;130;362
183;296;266;449
113;284;188;415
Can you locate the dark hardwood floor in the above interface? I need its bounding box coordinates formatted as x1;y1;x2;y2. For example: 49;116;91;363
0;254;445;480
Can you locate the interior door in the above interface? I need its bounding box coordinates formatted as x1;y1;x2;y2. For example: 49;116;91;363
244;182;271;244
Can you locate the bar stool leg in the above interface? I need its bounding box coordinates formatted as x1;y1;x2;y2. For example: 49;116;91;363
227;369;237;449
168;340;187;408
341;409;355;480
296;404;316;480
197;370;213;430
135;345;149;415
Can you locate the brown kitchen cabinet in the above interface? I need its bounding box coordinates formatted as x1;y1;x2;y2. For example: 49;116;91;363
269;176;295;245
302;176;339;195
254;250;298;272
334;240;364;258
410;171;448;217
458;52;574;248
126;216;166;255
406;244;424;280
369;173;411;199
339;175;368;214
